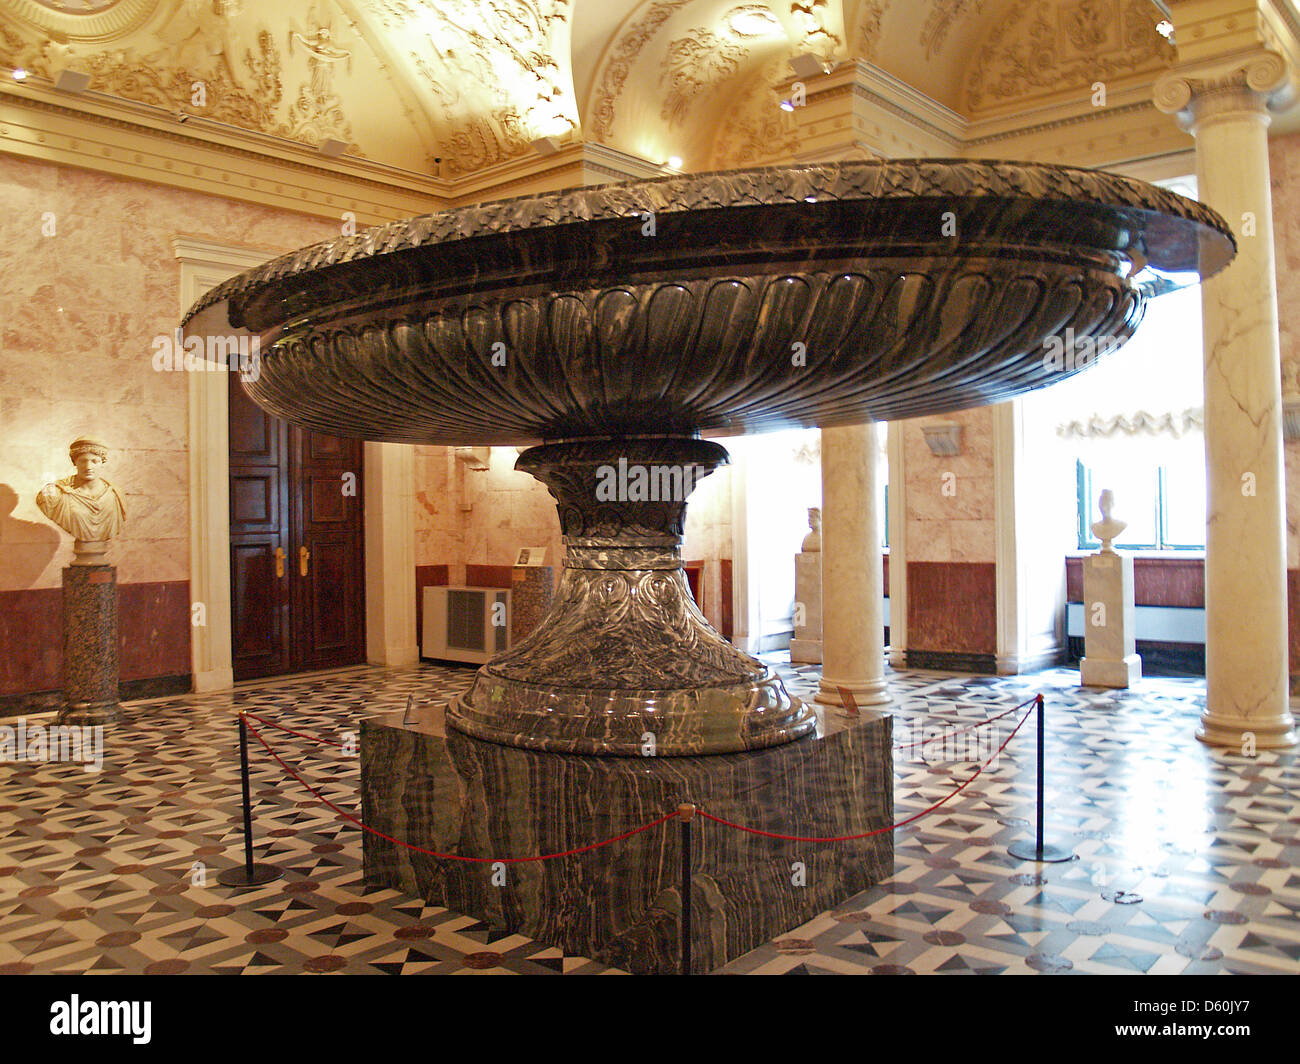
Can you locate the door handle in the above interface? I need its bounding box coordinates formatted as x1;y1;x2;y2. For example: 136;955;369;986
299;545;310;577
274;546;285;578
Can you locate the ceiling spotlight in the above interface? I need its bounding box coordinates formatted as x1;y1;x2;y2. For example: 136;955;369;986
779;99;795;112
666;155;683;170
1147;0;1175;41
726;6;782;37
12;68;27;81
530;135;561;155
319;137;349;157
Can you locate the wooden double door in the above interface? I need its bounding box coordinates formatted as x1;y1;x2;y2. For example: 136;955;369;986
228;374;366;681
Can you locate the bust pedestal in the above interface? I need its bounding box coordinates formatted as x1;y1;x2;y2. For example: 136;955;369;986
1079;551;1141;689
789;552;823;664
59;564;121;724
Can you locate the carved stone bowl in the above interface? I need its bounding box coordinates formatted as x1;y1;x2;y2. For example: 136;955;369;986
183;160;1234;755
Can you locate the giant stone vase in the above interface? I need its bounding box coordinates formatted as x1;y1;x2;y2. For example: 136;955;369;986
183;160;1234;756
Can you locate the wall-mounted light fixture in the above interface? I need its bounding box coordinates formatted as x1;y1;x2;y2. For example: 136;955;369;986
921;422;963;456
53;69;90;93
530;135;561;156
788;52;832;79
318;137;349;157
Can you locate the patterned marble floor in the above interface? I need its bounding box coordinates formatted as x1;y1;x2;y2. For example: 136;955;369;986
0;659;1296;975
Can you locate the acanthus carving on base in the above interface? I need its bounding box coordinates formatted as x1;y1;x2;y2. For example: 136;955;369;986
447;437;815;756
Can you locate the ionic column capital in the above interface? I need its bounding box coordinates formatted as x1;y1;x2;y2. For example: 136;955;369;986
1153;49;1294;130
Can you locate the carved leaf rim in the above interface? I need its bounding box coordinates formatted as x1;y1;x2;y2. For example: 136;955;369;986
182;158;1236;327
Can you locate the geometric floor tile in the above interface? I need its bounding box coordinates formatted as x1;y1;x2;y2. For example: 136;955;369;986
2;658;1297;976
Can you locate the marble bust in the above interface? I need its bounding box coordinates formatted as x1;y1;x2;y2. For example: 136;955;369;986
36;437;127;564
1090;488;1126;554
801;507;822;553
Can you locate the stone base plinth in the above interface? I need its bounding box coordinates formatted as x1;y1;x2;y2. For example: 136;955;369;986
789;637;823;664
1081;653;1142;689
1079;552;1140;691
59;565;121;725
791;552;822;664
362;702;892;974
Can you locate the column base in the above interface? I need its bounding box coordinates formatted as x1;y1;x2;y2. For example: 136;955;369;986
816;677;889;709
1196;710;1297;751
57;700;121;726
1080;654;1141;689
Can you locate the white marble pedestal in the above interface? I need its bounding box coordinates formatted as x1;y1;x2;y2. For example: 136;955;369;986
1080;551;1141;688
790;552;822;664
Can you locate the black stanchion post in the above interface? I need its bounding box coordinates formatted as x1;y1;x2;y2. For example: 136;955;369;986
217;714;284;888
678;803;695;976
1009;694;1074;864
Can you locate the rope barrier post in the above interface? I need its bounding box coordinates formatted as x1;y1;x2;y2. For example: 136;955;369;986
1008;694;1074;864
678;803;695;976
217;714;283;888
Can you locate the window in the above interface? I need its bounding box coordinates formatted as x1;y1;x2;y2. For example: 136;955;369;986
1076;452;1205;551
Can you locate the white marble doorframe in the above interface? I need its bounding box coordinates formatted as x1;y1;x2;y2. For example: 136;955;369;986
173;238;417;692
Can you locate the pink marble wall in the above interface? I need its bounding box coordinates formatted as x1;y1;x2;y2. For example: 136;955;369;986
0;154;337;592
414;445;563;581
413;442;735;632
413;446;467;576
682;462;732;632
902;406;996;564
1270;132;1300;569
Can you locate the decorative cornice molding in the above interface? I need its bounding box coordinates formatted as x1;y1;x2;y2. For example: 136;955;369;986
0;79;443;193
171;236;286;271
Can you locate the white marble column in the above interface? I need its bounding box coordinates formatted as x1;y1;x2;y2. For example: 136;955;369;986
1157;54;1297;748
364;442;420;667
816;423;888;708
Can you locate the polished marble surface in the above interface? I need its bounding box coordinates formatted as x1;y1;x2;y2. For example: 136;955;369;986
180;161;1237;758
363;697;891;973
0;658;1296;975
182;160;1234;441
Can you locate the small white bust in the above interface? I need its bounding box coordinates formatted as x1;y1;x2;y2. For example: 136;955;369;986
801;506;822;553
1090;488;1127;554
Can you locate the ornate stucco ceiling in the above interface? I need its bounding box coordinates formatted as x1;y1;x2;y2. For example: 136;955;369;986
0;0;1277;180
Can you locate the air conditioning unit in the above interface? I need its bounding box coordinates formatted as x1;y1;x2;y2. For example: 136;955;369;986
422;586;511;664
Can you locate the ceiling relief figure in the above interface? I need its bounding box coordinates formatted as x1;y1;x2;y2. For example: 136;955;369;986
850;0;888;60
790;0;841;58
281;10;356;149
361;0;575;175
588;0;693;141
706;54;800;169
919;0;985;60
964;0;1172;113
659;30;747;127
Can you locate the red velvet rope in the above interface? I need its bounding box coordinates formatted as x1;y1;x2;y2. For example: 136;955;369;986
696;700;1036;842
240;715;677;864
893;695;1037;752
235;693;1039;859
